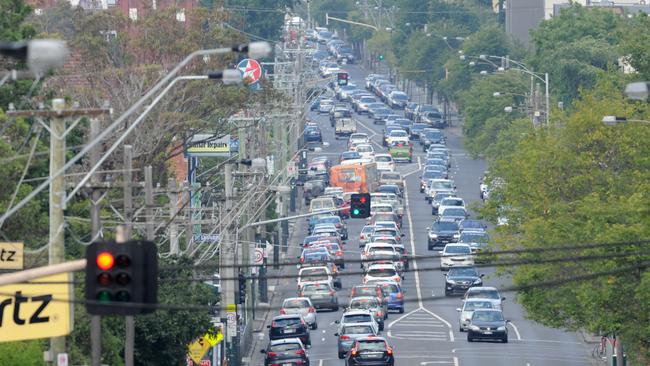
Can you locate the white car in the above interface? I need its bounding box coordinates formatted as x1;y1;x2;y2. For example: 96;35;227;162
374;153;395;172
438;197;465;213
348;133;369;149
335;310;380;335
385;129;410;146
361;243;397;264
354;143;375;160
462;287;506;311
456;298;494;332
319;99;334;114
426;179;457;201
297;267;334;289
439;244;474;270
363;263;401;284
370;202;396;216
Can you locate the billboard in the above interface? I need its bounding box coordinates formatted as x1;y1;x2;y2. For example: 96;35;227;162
186;134;231;157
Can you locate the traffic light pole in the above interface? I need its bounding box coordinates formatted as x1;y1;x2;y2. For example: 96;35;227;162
89;118;103;366
122;146;135;366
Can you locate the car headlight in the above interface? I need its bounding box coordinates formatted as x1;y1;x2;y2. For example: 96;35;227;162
453;234;460;238
469;325;480;331
429;233;438;238
497;326;506;331
446;280;456;285
473;279;483;285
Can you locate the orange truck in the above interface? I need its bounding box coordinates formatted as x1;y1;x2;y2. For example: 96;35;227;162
329;160;378;193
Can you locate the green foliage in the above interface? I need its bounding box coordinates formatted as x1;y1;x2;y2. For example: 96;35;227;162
0;340;46;364
618;13;650;79
231;0;294;41
311;0;354;28
0;0;36;41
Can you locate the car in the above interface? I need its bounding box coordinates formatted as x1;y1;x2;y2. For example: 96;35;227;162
385;129;409;146
377;281;405;314
439;206;469;222
268;314;311;346
261;338;310;366
346;336;395;366
431;192;455;215
421;110;446;128
440;243;474;270
297;266;333;289
280;297;318;330
370;108;392;124
426;179;456;202
347;296;386;331
427;219;460;250
314;215;348;240
335;118;357;137
359;225;375;248
298;248;334;268
318;98;334;114
355;96;379;113
340;150;363;163
377;184;403;199
361;242;397;262
414;104;439;122
438;197;465;212
374;154;395;172
457;231;490;256
420;129;446;151
445;266;484;296
387;90;409;109
456;298;494;332
335;323;378;359
420;170;443;193
459;219;487;233
317;30;333;44
466;309;509;343
409;122;428;140
388;141;412;163
299;281;340;311
313;242;346;268
363;263;401;284
348;133;370;148
379;172;403;190
462;287;506;311
304;125;323;143
354;144;375;160
350;284;388;312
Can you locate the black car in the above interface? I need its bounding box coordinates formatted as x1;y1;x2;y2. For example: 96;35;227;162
261;338;310;366
340;151;362;162
371;108;392;124
427;219;459;250
467;309;509;343
445;266;483;296
268;315;311;346
346;336;394;366
421;111;446;128
421;130;445;151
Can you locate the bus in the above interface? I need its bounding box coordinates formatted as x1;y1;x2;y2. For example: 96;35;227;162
329;160;378;193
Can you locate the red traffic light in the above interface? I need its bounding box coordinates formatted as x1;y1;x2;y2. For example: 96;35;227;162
359;196;367;203
97;252;115;271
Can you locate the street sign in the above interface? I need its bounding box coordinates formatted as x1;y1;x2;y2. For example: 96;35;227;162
57;353;68;366
0;272;73;342
187;336;210;364
226;304;237;339
254;248;264;265
237;58;262;85
186;134;231;157
287;161;297;178
0;242;23;270
193;233;220;243
204;329;223;346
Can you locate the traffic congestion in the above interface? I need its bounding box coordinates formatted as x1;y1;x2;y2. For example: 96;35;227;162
259;27;510;366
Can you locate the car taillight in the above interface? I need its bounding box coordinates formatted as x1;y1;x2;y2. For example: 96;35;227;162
300;258;304;263
329;290;336;296
340;335;350;340
377;311;383;318
300;318;305;325
268;351;278;357
386;347;393;356
271;321;277;327
308;306;316;313
296;349;305;355
336;250;343;256
396;293;403;299
350;348;358;356
279;309;286;314
395;277;401;282
299;292;304;297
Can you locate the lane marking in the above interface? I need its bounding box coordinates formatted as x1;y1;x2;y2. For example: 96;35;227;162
318;359;323;366
454;356;459;366
355;118;383;149
508;321;522;340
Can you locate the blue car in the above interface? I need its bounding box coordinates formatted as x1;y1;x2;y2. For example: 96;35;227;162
305;126;323;143
378;282;405;314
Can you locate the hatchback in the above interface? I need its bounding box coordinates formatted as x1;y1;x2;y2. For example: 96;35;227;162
261;338;310;366
268;315;311;347
346;336;394;366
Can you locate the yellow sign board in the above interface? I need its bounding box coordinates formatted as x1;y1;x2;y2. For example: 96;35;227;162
0;272;73;342
187;336;211;364
204;329;223;346
0;242;24;270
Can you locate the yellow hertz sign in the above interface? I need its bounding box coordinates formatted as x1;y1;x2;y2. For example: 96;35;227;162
0;273;73;342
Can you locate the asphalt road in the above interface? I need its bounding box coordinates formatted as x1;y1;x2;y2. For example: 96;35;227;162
249;62;595;366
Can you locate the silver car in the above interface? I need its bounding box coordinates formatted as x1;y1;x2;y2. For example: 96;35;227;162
281;297;318;330
300;281;339;311
456;298;494;332
348;296;385;330
335;323;378;359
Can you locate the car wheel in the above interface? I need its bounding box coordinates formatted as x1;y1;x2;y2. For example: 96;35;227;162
459;327;464;332
379;323;384;331
338;352;345;359
502;336;508;343
340;263;345;269
444;291;450;297
399;307;404;314
332;306;339;311
467;335;473;342
311;322;318;330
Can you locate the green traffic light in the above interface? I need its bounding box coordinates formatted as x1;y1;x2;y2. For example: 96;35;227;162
97;291;111;303
378;54;384;60
353;208;360;215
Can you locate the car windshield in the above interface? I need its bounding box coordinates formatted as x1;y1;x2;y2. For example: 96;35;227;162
357;340;387;352
344;325;374;334
361;226;374;234
303;283;331;292
344;314;372;323
448;267;479;277
464;301;493;311
442;199;463;206
270;343;301;352
459;233;488;243
360;97;376;103
375;155;392;162
350;298;379;309
283;299;310;308
468;290;501;299
381;283;399;293
425;131;443;139
445;245;470;254
472;311;504;322
367;268;396;277
273;318;302;327
319;217;341;225
442;208;466;216
391;130;408;137
382;173;400;180
433;221;459;231
434;193;453;202
433;182;453;189
393;93;408;100
357;145;372;152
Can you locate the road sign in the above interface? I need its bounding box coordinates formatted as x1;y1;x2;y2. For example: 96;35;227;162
287;161;297;177
237;58;262;85
0;272;73;342
186;134;231;157
204;329;223;346
254;248;264;265
226;307;237;338
187;336;210;364
57;353;68;366
0;242;23;270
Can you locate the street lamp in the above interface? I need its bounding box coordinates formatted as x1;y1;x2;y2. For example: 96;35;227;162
602;115;650;126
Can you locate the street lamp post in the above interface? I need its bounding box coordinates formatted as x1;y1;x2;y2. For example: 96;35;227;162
602;116;650;126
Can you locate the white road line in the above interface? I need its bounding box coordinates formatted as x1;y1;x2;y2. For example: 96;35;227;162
453;356;459;366
318;359;323;366
403;168;421;177
355;119;383;149
403;181;455;342
394;323;445;327
508;321;522;340
387;307;421;329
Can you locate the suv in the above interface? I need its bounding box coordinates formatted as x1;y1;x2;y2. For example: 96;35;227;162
261;338;310;366
347;296;386;330
268;314;311;346
335;323;377;359
346;336;395;366
427;219;460;250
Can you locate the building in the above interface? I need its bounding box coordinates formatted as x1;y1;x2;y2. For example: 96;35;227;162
551;0;650;18
505;0;545;47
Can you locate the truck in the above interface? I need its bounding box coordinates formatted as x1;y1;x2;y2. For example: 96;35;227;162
335;118;357;138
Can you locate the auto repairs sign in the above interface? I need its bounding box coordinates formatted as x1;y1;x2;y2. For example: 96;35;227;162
0;272;73;342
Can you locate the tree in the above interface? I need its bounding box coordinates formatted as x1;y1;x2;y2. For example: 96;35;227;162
618;13;650;80
0;340;46;364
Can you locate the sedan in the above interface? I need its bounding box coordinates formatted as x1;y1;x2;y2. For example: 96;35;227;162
456;298;494;332
261;338;310;366
467;309;509;343
444;266;483;296
336;323;377;359
346;336;395;366
300;282;339;311
439;244;474;270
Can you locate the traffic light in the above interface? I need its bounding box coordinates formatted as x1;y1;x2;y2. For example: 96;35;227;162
85;240;158;316
378;54;385;61
337;72;348;86
350;193;371;218
237;273;246;304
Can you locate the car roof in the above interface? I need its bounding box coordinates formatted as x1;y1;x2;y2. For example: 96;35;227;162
343;309;373;316
367;263;397;269
269;338;304;346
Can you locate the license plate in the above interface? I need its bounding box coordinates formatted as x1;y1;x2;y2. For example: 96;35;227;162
483;331;492;335
283;363;292;366
283;329;295;334
365;353;383;359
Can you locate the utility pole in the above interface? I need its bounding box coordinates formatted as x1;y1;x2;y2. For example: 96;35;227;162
144;166;155;241
222;163;239;366
123;145;135;366
168;179;180;255
89;118;102;366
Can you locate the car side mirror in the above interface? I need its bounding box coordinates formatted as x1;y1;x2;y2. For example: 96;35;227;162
506;319;511;323
438;251;443;254
266;325;271;328
401;233;405;237
260;349;267;354
456;308;461;312
334;333;339;336
501;297;506;301
480;274;485;277
334;320;340;324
